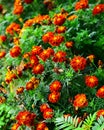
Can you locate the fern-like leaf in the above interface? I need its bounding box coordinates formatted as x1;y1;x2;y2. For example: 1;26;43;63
82;112;96;130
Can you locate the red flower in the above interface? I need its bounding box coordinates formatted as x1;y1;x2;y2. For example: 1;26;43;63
93;4;104;15
53;51;66;62
96;86;104;98
26;81;34;90
16;87;24;94
70;56;87;72
42;32;54;43
36;122;47;130
0;51;6;59
30;55;39;65
53;13;66;26
73;94;88;109
49;80;62;92
56;26;66;33
75;1;88;10
97;109;104;119
0;4;3;12
24;0;33;4
48;91;60;103
16;111;36;126
85;75;98;88
0;35;7;42
49;35;64;46
31;46;43;55
33;64;44;74
65;41;74;48
39;48;54;61
11;123;20;130
40;103;49;113
10;46;21;58
43;108;54;119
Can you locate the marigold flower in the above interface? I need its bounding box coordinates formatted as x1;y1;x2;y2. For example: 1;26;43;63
56;26;66;33
48;91;60;103
96;86;104;98
40;103;49;112
85;75;98;88
67;14;78;21
13;37;20;45
16;87;24;94
30;55;39;65
16;111;36;126
49;34;64;46
97;109;104;119
32;64;44;74
6;23;20;35
39;48;54;61
53;13;66;26
70;56;87;72
0;96;6;104
24;0;33;4
26;81;34;90
42;32;54;43
31;46;43;55
36;122;47;130
63;114;71;118
11;123;20;130
73;94;88;109
87;54;95;62
0;51;6;59
43;108;54;119
49;80;62;92
75;1;88;10
0;35;7;42
65;41;74;48
93;4;104;15
10;46;21;58
53;51;66;62
13;0;23;15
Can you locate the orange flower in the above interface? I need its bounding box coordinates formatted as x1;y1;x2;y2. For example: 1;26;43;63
32;64;44;74
31;46;43;55
26;81;34;90
13;37;20;45
0;51;6;59
24;0;33;4
73;94;88;109
0;96;6;104
63;114;71;118
49;34;64;46
75;1;88;10
16;111;36;126
87;54;95;62
0;4;3;12
97;109;104;119
23;52;30;59
53;51;66;62
40;103;49;112
36;122;47;130
0;35;7;42
10;46;21;58
39;48;54;61
6;23;20;35
16;87;24;94
93;4;104;15
70;56;86;72
67;14;78;21
96;86;104;98
11;123;20;130
49;80;62;92
48;91;60;103
13;0;23;15
24;19;34;27
30;55;39;65
85;75;98;88
43;108;54;119
42;32;54;43
53;13;66;26
65;41;74;48
56;26;66;33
